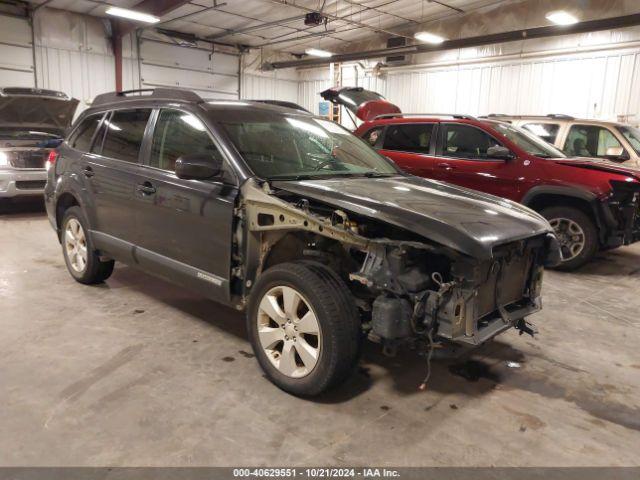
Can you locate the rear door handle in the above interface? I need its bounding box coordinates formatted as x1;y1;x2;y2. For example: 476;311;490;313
137;181;157;195
83;166;95;177
437;162;456;170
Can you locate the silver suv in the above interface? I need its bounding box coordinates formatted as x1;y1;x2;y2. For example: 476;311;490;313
0;88;78;199
485;114;640;169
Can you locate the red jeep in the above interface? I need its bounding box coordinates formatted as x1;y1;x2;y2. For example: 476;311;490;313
322;87;640;270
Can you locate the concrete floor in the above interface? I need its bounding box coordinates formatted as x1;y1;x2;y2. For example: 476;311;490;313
1;198;639;467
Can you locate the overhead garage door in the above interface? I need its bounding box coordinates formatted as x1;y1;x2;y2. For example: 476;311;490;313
139;38;239;100
0;14;35;87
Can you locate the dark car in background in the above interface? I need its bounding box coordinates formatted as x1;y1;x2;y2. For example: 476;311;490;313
322;87;640;270
0;88;78;199
45;88;559;396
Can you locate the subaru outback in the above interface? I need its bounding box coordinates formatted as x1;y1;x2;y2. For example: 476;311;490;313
45;88;560;396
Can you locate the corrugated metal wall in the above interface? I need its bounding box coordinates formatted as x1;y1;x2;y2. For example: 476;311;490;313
0;14;35;87
297;28;640;125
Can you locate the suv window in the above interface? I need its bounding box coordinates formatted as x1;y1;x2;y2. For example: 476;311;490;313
522;123;560;143
383;124;433;153
441;124;500;159
70;114;103;152
150;109;224;173
100;109;152;163
564;125;623;158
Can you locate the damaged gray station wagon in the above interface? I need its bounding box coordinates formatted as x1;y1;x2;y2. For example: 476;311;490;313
45;89;561;396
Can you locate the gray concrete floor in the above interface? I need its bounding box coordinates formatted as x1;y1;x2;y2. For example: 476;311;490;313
1;198;639;467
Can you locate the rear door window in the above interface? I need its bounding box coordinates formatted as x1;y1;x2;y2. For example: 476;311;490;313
100;109;152;163
70;114;103;152
383;124;434;153
522;123;560;143
563;125;623;157
362;126;384;148
441;123;500;159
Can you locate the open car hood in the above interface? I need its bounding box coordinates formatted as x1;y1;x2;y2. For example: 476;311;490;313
320;87;401;122
0;88;79;133
553;157;640;179
272;175;552;260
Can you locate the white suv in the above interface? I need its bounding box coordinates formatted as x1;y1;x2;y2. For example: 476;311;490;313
484;114;640;169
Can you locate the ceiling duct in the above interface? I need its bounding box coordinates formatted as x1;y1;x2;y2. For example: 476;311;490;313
385;36;409;65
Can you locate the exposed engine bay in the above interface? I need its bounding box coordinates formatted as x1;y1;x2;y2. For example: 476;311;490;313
232;179;556;371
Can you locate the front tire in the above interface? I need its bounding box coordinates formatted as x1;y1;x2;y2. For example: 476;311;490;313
247;262;360;396
61;206;114;284
541;206;598;271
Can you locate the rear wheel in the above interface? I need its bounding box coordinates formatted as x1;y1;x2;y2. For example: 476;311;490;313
61;206;114;284
247;262;360;396
541;206;598;271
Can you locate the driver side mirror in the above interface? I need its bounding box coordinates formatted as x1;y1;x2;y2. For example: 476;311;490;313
175;152;222;180
605;146;630;162
487;145;514;160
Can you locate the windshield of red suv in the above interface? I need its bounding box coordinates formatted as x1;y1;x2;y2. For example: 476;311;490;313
617;125;640;156
489;121;566;158
220;115;399;180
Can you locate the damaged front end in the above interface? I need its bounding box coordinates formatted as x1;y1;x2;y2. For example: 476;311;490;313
234;179;557;362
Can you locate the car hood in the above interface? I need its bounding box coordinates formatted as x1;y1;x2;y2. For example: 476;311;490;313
272;175;552;260
0;91;79;132
552;157;640;179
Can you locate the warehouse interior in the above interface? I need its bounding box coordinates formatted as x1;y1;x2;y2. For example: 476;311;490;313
1;0;640;471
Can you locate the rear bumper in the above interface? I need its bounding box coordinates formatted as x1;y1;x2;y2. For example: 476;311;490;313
0;169;47;198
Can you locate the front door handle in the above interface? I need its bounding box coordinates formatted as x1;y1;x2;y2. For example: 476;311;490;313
437;162;456;170
83;166;95;177
137;181;157;195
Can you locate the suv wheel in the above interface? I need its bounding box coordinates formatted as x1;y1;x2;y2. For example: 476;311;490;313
247;262;360;396
541;206;598;270
61;206;115;284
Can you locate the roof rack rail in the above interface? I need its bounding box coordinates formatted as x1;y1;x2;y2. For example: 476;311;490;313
546;113;575;120
372;113;477;121
91;88;203;107
484;113;576;121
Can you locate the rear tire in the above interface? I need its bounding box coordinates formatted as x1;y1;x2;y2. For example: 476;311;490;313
247;262;360;396
541;206;598;271
61;206;114;284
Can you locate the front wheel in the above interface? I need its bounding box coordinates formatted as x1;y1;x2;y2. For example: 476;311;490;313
247;262;360;396
541;206;598;271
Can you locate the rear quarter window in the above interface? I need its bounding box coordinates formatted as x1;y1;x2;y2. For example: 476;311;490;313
69;114;103;152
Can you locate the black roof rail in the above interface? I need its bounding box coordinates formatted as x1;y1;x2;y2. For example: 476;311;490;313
485;113;576;121
91;88;203;107
546;113;575;120
372;113;477;121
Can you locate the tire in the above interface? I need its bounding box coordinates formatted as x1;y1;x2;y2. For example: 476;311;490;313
61;206;114;284
541;206;598;271
246;261;361;396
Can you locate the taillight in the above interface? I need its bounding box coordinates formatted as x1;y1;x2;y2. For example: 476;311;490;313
45;150;58;172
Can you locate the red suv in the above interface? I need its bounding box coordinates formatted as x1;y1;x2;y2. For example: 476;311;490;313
322;87;640;270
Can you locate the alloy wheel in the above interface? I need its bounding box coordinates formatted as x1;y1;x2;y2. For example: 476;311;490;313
257;285;321;378
64;218;88;273
549;217;586;262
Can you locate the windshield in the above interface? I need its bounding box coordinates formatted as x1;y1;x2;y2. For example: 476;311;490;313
617;125;640;156
220;115;399;180
490;122;566;158
0;128;62;140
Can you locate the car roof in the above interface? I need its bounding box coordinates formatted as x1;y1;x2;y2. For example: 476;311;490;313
488;115;627;127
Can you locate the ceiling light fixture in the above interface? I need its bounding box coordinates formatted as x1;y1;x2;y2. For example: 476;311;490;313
305;48;333;58
106;7;160;24
414;31;446;44
545;10;579;26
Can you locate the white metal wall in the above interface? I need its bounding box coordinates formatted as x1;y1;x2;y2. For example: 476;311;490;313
139;38;239;100
32;8;115;113
241;73;298;103
296;28;640;124
0;14;35;87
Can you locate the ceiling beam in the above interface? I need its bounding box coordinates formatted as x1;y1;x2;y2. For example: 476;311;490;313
266;13;640;69
257;0;415;40
206;14;306;40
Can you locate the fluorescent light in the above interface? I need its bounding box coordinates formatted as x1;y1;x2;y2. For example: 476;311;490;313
414;31;445;44
0;151;8;167
546;10;579;26
305;48;333;58
106;7;160;24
